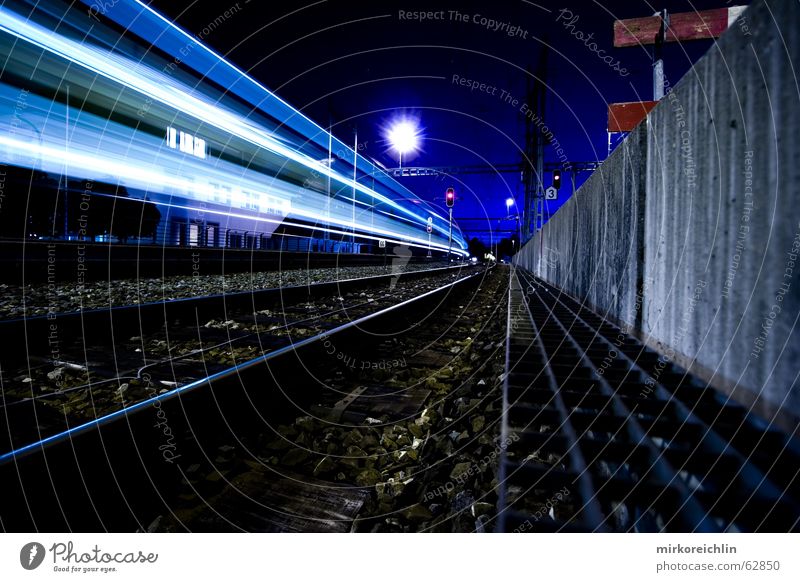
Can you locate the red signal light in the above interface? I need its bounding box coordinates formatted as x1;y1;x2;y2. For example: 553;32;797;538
446;187;455;207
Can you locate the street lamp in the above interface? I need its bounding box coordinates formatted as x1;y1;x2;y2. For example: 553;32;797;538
506;197;520;258
386;118;421;168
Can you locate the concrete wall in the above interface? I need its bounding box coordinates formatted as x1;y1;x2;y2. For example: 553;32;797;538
515;0;800;431
517;124;647;331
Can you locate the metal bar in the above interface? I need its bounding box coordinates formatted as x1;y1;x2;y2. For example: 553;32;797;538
447;207;453;260
382;162;601;177
499;270;607;531
653;10;669;101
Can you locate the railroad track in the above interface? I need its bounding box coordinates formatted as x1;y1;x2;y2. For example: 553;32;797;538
498;268;800;532
0;265;477;457
0;264;506;532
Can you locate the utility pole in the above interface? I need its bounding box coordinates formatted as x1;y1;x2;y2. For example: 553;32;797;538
523;44;548;240
522;66;533;240
63;84;69;239
352;128;357;251
653;9;669;100
325;120;332;246
533;45;547;235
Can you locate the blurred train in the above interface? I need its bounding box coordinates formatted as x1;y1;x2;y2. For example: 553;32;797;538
0;0;468;256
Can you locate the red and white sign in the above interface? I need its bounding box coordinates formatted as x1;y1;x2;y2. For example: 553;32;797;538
613;6;747;47
608;101;659;133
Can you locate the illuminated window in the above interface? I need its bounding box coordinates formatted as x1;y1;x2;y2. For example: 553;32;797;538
166;127;177;149
206;224;217;247
166;126;206;160
243;190;259;211
188;223;199;246
179;131;194;154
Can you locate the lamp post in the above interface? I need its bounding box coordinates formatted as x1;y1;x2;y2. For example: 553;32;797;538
386;118;420;169
325;127;332;246
506;197;518;260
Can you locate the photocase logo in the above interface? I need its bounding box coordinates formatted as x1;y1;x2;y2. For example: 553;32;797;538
20;542;46;570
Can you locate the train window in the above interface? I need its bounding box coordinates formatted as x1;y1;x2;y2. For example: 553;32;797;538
205;224;218;247
228;232;242;248
222;186;232;207
210;182;221;203
166;127;177;149
188;223;199;247
171;219;188;246
179;131;194;154
243;190;259;211
167;126;207;160
194;138;206;159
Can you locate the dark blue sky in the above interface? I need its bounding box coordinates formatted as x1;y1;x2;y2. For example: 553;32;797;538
150;0;740;243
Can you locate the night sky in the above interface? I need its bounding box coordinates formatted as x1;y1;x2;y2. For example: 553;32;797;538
148;0;739;244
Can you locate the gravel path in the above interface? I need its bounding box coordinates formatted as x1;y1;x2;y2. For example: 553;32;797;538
0;262;453;319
